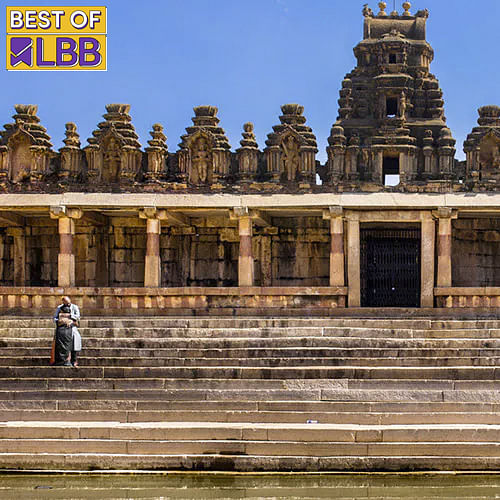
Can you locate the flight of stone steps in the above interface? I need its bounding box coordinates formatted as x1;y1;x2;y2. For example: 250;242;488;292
0;316;499;471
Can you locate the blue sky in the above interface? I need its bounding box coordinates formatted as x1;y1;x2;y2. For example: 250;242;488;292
2;0;499;161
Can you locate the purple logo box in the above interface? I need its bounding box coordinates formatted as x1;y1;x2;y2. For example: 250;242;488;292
10;37;33;67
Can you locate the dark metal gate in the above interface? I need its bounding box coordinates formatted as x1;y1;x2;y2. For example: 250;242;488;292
361;228;421;307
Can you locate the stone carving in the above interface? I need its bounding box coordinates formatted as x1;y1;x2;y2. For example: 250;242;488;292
362;4;374;17
281;134;301;182
237;122;259;182
264;104;318;187
178;106;231;187
464;106;500;186
191;134;212;184
399;92;407;120
0;7;496;194
145;123;167;182
59;123;81;183
84;104;142;185
0;104;53;187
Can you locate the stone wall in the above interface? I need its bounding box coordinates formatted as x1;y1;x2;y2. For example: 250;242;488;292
75;225;109;287
0;230;13;285
109;224;146;288
160;222;238;287
452;219;500;287
26;225;57;286
269;217;330;287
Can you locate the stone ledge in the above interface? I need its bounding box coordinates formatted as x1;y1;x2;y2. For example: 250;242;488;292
0;286;347;296
435;287;500;296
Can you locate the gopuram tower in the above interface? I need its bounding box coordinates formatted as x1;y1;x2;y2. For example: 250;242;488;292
327;1;456;190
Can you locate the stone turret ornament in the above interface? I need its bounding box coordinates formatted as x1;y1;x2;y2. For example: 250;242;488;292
237;122;259;182
402;2;412;16
390;1;399;17
59;122;82;183
0;104;53;186
145;123;168;182
378;1;387;16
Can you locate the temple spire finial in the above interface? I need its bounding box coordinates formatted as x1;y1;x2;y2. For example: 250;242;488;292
378;2;387;16
402;2;411;16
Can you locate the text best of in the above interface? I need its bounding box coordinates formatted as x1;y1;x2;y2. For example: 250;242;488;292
6;6;107;71
7;7;106;34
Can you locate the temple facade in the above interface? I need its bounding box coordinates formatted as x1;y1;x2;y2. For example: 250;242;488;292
0;2;499;314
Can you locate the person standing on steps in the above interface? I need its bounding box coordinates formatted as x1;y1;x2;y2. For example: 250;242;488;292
51;296;82;367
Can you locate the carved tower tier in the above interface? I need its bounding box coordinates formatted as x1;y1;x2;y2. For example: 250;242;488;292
327;2;456;189
464;105;500;189
264;104;318;189
177;106;231;188
0;104;53;187
84;104;142;186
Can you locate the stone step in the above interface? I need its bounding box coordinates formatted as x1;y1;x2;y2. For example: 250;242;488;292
0;409;499;425
1;452;499;471
1;423;500;457
2;422;500;443
5;347;500;359
3;388;500;403
4;337;500;349
3;326;500;340
6;316;500;329
1;365;499;380
2;378;500;391
4;356;500;368
2;399;500;413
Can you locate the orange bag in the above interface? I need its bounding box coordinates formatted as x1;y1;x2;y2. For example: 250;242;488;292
50;337;55;365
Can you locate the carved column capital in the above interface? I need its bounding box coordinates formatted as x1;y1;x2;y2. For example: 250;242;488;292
50;206;83;220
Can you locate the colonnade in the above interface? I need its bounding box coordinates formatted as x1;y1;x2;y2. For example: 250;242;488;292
7;205;456;307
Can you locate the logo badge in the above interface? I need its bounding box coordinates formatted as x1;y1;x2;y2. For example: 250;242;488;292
6;7;107;71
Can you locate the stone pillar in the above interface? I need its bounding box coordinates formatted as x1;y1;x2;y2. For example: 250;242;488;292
374;150;383;184
139;208;167;288
436;208;454;287
58;217;75;287
238;215;254;287
50;207;83;287
7;227;25;286
95;227;109;287
347;216;361;307
323;207;345;287
145;217;161;287
421;216;436;307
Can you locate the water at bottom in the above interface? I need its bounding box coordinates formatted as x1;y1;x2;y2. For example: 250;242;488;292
0;472;500;499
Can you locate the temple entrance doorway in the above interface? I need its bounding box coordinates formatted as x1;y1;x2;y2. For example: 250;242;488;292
360;226;421;307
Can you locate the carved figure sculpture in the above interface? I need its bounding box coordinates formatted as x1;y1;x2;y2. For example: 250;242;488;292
281;135;300;181
399;92;407;120
192;136;211;184
102;136;121;183
362;4;373;17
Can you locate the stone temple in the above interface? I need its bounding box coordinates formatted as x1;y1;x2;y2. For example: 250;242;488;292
1;2;500;472
0;3;497;313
